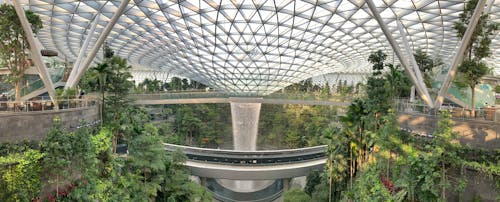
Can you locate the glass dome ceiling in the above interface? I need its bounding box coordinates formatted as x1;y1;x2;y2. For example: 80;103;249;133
19;0;500;95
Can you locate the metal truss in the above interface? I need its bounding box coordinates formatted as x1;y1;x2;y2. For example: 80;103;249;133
19;0;500;95
65;14;100;89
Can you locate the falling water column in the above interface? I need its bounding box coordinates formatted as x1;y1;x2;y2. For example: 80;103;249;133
230;101;262;151
217;99;273;193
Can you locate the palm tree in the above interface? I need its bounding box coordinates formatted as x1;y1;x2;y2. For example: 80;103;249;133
92;62;111;125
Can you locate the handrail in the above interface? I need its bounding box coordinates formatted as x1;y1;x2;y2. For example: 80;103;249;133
395;98;498;121
164;143;326;156
164;143;327;165
130;91;358;102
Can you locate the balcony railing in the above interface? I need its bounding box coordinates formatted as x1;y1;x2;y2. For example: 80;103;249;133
395;99;498;121
0;98;97;112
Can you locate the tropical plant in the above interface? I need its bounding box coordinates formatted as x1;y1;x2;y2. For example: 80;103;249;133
0;149;43;202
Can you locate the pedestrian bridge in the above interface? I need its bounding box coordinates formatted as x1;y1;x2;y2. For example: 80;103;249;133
131;92;353;106
164;143;327;180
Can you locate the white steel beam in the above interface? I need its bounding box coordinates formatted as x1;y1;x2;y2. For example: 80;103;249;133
434;0;487;108
396;19;433;104
66;14;100;89
67;0;130;88
366;0;434;108
12;0;59;108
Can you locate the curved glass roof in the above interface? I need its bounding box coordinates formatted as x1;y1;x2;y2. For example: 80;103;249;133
20;0;500;95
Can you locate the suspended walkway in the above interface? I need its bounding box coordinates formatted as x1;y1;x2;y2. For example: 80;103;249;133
164;143;327;180
131;92;353;106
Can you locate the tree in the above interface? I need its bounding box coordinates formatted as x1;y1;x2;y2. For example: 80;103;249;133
40;117;73;199
157;150;211;201
384;63;411;98
453;0;498;115
414;49;442;88
368;50;387;76
93;61;111;123
127;124;166;199
0;4;42;100
432;111;461;200
84;45;134;152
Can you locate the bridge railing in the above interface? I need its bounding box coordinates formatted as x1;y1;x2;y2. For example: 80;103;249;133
130;91;358;102
395;98;497;121
129;91;230;100
164;143;327;165
0;98;98;112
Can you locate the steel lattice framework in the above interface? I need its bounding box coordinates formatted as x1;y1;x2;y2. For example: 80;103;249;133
18;0;500;95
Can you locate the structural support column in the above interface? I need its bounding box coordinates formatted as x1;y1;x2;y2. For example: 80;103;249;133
366;0;434;108
200;177;207;187
67;0;130;88
434;0;487;108
410;86;415;103
396;19;432;103
282;178;291;192
12;1;59;109
66;14;100;89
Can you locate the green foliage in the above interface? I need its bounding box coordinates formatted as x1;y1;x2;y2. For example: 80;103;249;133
55;88;78;99
310;177;332;202
384;64;411;98
456;59;490;89
394;144;442;201
91;128;113;155
0;4;43;100
127;124;166;199
157;150;212;201
0;140;38;156
453;0;499;60
344;166;393;202
0;149;43;202
259;104;337;149
414;49;441;88
138;78;163;93
304;170;321;196
162;104;231;147
283;189;312;202
414;49;439;73
40;118;74;197
453;0;498;111
366;77;391;113
134;77;208;93
368;50;387;75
